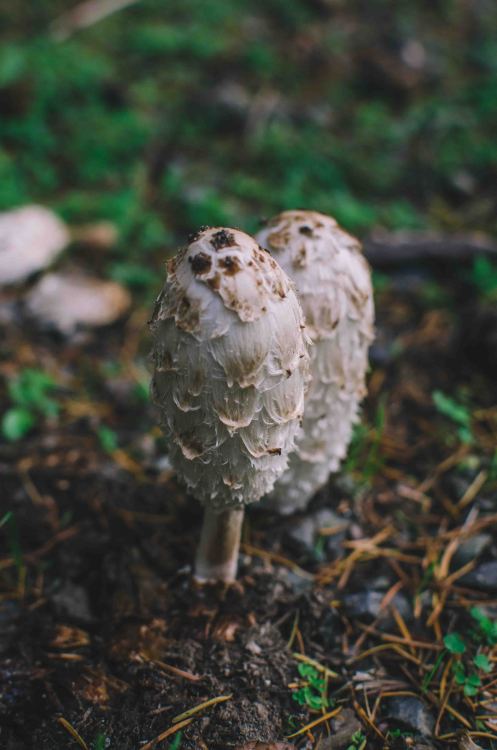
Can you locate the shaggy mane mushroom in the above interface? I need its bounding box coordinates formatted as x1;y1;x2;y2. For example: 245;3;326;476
256;210;375;513
150;227;310;581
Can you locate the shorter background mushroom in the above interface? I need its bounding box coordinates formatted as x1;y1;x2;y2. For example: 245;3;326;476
0;205;70;287
26;270;131;335
150;226;310;581
256;210;375;513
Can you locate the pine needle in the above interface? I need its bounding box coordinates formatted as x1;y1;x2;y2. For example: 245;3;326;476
57;718;89;750
172;694;232;724
140;718;192;750
286;706;342;739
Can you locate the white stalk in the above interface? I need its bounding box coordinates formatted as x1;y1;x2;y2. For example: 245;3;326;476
195;507;244;582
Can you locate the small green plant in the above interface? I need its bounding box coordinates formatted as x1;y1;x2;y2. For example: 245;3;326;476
471;256;497;301
443;632;466;654
93;735;107;750
1;368;59;441
432;390;473;444
424;613;495;696
98;425;119;453
387;728;413;739
345;398;386;483
292;662;330;712
470;606;497;646
452;661;482;697
110;261;158;290
442;624;494;697
168;732;183;750
346;729;367;750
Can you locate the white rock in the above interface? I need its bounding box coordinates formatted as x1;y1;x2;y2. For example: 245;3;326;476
256;210;374;513
26;270;131;334
150;227;310;510
0;205;69;286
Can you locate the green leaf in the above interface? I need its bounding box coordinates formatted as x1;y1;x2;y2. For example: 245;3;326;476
471;607;497;645
433;391;471;428
297;662;319;679
93;736;107;750
1;408;35;441
308;674;325;690
169;731;183;750
463;684;479;697
444;632;466;654
304;687;324;710
466;673;482;688
474;653;492;672
452;661;466;684
110;262;158;289
471;607;487;624
7;369;59;420
292;688;307;706
98;426;118;453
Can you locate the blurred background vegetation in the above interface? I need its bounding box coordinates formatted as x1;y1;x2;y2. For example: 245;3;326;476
1;0;497;290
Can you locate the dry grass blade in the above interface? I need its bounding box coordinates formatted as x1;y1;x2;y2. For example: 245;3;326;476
353;700;384;739
57;718;89;750
285;706;342;739
154;660;203;682
172;694;232;723
348;643;421;666
139;718;193;750
293;653;339;678
241;543;314;580
458;470;488;509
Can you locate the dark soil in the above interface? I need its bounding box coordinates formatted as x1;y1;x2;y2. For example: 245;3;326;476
1;266;497;750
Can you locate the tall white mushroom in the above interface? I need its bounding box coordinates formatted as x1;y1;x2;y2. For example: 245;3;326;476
150;227;310;581
256;210;374;513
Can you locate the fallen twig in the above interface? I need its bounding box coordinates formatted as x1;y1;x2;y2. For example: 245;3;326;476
364;231;497;267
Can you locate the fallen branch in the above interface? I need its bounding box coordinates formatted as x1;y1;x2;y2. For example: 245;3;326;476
363;230;497;267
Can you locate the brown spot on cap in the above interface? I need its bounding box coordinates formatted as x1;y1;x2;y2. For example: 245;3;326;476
299;225;313;236
220;255;241;275
207;273;220;291
267;447;282;455
211;229;235;250
189;252;212;275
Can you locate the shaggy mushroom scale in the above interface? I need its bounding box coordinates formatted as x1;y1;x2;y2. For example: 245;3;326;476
256;210;374;513
150;227;310;580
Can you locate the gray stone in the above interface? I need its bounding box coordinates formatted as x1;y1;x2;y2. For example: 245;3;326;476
460;561;497;593
52;582;94;623
452;534;492;568
285;509;348;558
318;708;362;749
383;696;435;737
343;590;412;624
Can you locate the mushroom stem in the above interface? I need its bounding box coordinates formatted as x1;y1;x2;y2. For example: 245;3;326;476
194;507;244;583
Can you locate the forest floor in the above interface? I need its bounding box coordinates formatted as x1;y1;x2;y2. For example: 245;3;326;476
1;253;496;750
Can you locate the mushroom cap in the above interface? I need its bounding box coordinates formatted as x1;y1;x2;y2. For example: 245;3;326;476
256;210;374;512
150;226;311;510
26;270;131;335
0;205;70;286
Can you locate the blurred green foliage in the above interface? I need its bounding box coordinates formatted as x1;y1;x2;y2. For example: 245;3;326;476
1;0;497;270
1;368;59;441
